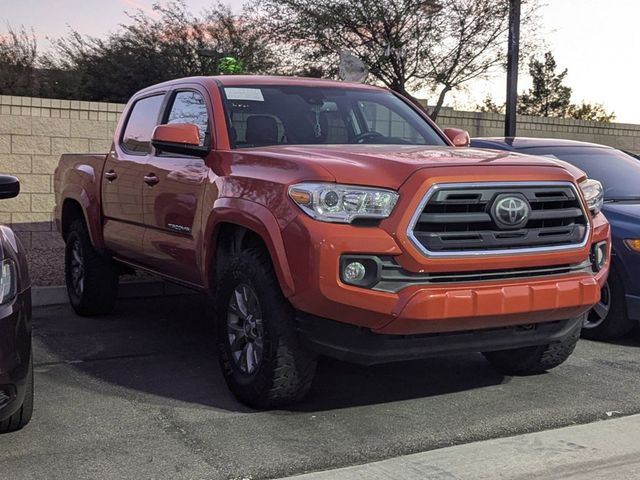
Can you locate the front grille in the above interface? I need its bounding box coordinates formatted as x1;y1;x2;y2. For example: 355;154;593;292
409;182;589;256
374;257;593;293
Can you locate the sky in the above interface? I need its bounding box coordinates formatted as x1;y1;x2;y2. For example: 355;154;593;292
2;0;640;123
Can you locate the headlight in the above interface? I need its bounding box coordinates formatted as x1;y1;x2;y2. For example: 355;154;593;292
579;179;604;214
288;182;399;223
0;258;16;305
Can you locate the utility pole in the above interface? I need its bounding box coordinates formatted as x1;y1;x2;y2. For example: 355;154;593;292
505;0;521;138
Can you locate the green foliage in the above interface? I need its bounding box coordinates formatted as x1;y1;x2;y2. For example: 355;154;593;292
476;95;504;114
515;51;614;122
567;102;615;123
518;51;572;117
0;25;38;96
39;1;274;102
218;56;244;74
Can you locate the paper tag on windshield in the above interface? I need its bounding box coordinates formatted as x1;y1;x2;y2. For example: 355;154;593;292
225;88;264;102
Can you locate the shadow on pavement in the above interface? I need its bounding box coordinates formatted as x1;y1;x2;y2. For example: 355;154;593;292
34;294;506;413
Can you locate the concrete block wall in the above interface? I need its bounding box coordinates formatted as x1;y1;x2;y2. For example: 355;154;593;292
434;107;640;153
0;94;639;284
0;95;124;251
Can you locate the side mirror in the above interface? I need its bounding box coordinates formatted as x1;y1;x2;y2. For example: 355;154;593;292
151;124;209;158
0;175;20;200
443;128;470;147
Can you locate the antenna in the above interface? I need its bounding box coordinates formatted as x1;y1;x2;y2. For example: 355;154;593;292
338;51;368;83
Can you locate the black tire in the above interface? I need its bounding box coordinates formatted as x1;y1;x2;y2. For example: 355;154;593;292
582;267;635;341
65;219;118;316
216;247;317;408
483;321;581;375
0;355;33;433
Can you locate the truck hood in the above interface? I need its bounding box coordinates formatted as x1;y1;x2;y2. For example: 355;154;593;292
245;145;574;188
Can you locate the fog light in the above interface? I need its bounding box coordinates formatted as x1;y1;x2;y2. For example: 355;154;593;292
591;241;607;272
344;262;366;283
340;256;381;288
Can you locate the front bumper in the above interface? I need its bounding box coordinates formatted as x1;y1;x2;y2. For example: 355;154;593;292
284;206;610;336
298;312;584;365
0;289;32;422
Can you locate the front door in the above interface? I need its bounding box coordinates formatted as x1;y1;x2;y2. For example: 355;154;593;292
141;88;211;286
102;93;165;262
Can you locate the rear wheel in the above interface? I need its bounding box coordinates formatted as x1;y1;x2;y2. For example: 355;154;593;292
483;320;581;375
0;356;33;433
65;219;119;316
216;247;317;408
582;267;634;340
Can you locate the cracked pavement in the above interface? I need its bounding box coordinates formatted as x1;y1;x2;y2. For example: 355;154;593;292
1;294;639;479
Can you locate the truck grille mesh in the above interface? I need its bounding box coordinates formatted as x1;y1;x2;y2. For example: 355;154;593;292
410;183;589;255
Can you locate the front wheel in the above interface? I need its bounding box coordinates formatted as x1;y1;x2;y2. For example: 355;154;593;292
483;321;581;375
582;267;635;341
216;248;317;408
65;219;119;316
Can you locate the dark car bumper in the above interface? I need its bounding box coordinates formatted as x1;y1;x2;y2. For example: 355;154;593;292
0;288;32;422
626;294;640;322
297;312;583;366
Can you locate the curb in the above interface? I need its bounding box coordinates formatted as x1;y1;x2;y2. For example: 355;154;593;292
32;280;198;307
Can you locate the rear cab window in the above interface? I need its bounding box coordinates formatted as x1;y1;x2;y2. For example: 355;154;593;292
121;94;165;154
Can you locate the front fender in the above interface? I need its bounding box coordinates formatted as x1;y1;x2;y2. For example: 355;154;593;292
203;197;295;297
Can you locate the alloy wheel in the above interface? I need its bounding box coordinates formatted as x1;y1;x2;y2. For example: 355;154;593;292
584;282;611;329
69;239;85;297
226;284;264;374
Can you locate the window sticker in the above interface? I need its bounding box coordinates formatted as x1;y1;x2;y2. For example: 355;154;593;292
224;88;264;102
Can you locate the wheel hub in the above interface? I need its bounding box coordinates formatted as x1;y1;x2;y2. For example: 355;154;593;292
227;284;264;374
584;281;611;329
69;239;85;296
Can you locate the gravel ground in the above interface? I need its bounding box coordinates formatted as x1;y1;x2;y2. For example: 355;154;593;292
25;246;155;286
26;247;65;286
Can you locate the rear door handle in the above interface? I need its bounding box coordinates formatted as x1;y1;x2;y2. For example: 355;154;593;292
144;174;159;186
104;170;118;181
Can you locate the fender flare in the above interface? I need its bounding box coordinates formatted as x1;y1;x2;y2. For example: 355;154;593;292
58;165;105;250
203;197;295;298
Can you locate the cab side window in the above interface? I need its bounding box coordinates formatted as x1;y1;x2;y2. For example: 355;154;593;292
121;94;165;154
165;91;210;146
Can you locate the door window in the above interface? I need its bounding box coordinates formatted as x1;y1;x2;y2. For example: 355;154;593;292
165;91;210;146
121;94;165;154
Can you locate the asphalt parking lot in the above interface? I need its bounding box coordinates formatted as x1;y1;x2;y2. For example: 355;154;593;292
1;294;640;480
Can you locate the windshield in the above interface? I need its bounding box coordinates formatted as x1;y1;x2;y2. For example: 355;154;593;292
523;146;640;200
220;85;446;148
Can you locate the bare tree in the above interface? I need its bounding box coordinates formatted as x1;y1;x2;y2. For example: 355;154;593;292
258;0;541;120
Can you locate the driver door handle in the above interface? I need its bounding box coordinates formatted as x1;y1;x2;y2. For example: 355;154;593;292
104;170;118;181
144;173;159;186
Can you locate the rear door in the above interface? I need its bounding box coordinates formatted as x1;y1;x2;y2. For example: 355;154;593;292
141;87;211;286
102;93;165;261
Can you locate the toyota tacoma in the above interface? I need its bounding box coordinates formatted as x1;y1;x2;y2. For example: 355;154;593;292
54;76;610;407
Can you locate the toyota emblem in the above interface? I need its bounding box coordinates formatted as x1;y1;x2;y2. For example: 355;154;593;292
492;194;531;229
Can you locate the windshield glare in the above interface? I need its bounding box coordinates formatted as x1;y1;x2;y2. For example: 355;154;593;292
221;85;446;148
525;146;640;200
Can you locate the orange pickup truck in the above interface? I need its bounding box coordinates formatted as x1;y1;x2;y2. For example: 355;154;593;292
54;76;610;407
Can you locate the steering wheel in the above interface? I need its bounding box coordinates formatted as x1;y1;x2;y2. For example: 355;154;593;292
350;131;385;144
